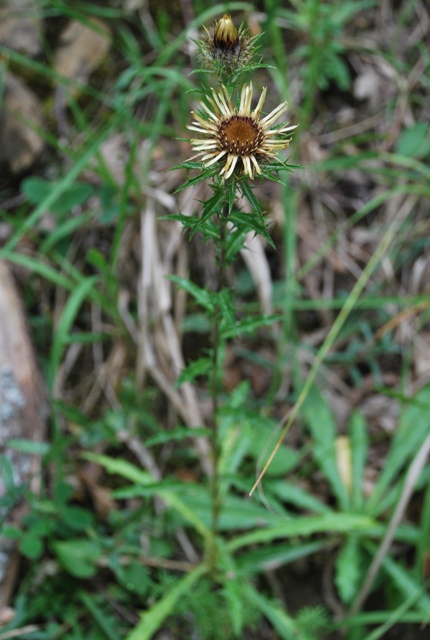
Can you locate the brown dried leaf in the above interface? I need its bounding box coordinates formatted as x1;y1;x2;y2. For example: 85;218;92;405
54;18;111;89
413;331;430;381
78;464;116;520
0;73;45;173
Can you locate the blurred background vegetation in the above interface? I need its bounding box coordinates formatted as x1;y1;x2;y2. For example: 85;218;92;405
0;1;430;639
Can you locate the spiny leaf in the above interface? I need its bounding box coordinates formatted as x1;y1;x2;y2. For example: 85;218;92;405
175;357;212;388
167;275;214;312
221;314;281;340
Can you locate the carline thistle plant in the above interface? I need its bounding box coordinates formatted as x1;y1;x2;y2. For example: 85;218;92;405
187;14;297;184
171;15;298;569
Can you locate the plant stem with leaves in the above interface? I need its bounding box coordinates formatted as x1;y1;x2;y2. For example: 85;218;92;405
171;14;298;572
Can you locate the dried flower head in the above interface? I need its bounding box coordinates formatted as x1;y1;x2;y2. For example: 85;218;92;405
188;83;297;180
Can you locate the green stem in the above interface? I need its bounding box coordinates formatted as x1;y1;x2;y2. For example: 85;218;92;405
207;202;228;572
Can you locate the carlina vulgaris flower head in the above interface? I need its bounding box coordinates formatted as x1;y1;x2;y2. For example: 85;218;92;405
197;14;257;81
187;82;298;181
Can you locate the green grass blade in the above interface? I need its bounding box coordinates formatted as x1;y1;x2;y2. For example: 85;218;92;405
125;564;206;640
267;480;333;515
366;385;430;515
49;276;98;392
414;470;430;581
379;551;430;617
83;453;211;542
244;583;296;640
236;540;326;573
78;591;120;640
2;252;74;290
362;586;429;640
301;384;350;510
349;411;369;511
228;513;376;552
